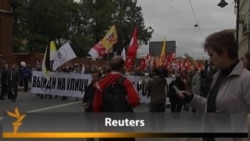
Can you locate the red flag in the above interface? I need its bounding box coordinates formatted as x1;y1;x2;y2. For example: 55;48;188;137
194;61;199;69
145;53;151;67
153;58;157;68
167;53;174;63
125;58;133;70
127;28;138;60
140;58;146;71
88;41;106;59
145;53;151;62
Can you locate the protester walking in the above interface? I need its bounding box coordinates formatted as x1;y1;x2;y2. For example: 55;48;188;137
82;71;102;141
145;68;168;131
7;64;19;102
169;73;186;113
20;63;31;92
93;56;139;141
146;68;168;112
0;64;8;100
191;68;201;112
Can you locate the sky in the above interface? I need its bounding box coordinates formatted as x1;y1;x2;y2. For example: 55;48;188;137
136;0;237;59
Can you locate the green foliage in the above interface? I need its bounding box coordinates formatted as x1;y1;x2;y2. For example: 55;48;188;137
9;0;153;56
12;37;26;53
26;34;49;53
69;33;94;58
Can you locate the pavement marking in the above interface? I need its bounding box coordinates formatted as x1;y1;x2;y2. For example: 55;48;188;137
0;101;81;120
27;101;81;113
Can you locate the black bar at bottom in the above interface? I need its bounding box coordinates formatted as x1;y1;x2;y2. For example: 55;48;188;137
150;133;248;138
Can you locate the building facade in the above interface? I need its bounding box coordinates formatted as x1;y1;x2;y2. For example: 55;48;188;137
149;41;176;57
0;0;14;65
238;0;250;59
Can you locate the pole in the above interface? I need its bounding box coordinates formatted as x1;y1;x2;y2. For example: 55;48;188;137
236;0;239;58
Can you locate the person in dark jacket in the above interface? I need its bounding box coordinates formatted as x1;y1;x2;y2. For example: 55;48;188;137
20;65;31;92
0;64;9;100
169;73;186;113
7;64;19;102
82;71;101;141
82;71;102;112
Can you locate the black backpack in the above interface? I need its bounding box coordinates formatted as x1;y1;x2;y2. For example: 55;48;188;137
101;76;133;112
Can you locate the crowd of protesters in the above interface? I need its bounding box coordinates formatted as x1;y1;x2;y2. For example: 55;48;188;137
1;29;250;141
0;55;214;107
0;62;32;102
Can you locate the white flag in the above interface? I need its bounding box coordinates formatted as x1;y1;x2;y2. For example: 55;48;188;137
121;47;126;61
88;41;106;60
53;42;77;70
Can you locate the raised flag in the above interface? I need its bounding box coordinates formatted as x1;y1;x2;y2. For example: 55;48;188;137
88;25;118;59
125;58;133;70
49;41;57;61
88;41;106;59
127;28;138;59
101;25;118;51
42;41;57;78
53;42;77;70
121;47;126;61
140;58;146;71
167;53;174;63
158;37;166;66
145;53;151;67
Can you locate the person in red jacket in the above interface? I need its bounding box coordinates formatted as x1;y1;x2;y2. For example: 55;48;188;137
93;56;140;112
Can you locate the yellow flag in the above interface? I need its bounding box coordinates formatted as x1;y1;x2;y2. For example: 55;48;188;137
101;25;118;51
158;37;166;66
49;41;57;61
42;41;57;79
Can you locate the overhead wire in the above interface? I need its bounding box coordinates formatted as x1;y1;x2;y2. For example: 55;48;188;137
140;0;175;41
188;0;204;39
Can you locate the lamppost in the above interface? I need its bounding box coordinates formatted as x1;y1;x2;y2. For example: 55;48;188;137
217;0;239;58
217;0;228;8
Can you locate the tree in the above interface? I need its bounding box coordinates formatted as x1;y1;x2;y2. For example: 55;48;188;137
9;0;154;58
112;0;153;54
8;0;29;37
80;0;154;56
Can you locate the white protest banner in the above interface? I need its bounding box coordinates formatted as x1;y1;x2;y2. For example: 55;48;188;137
31;71;91;98
126;75;150;104
31;71;159;104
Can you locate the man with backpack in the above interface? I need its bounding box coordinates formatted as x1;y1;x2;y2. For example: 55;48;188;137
93;56;140;112
93;56;140;141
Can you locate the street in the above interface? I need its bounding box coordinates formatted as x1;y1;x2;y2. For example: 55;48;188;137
0;89;248;141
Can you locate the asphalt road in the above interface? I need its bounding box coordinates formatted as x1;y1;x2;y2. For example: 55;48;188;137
0;88;248;141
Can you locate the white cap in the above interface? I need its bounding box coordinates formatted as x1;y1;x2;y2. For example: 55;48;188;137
20;61;26;67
